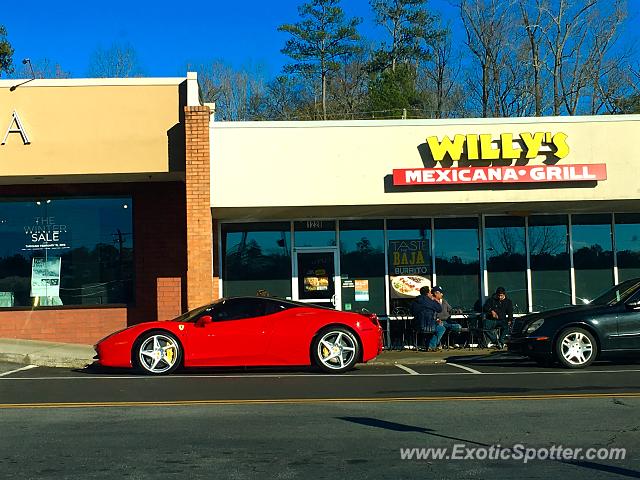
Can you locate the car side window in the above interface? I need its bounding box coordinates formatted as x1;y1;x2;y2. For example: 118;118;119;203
214;298;267;321
263;299;296;316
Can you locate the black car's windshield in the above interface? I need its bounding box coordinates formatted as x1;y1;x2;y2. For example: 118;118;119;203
589;279;640;306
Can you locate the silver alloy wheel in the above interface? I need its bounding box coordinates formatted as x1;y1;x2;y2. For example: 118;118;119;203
317;330;357;371
560;331;593;366
138;334;180;374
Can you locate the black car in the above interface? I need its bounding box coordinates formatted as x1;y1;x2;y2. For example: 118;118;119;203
508;278;640;368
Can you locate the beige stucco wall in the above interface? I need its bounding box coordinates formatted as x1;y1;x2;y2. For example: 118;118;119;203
0;78;185;179
211;115;640;218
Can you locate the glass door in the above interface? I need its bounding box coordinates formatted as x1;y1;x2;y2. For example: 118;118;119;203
293;248;341;309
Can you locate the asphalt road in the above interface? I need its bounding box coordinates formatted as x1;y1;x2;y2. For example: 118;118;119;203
1;355;640;479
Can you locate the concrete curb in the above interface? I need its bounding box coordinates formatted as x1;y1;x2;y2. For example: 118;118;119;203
0;352;93;369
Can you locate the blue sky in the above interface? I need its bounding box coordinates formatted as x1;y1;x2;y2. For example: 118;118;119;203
2;0;637;79
2;0;455;78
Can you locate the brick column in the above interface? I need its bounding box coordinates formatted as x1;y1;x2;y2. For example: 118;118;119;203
185;106;214;309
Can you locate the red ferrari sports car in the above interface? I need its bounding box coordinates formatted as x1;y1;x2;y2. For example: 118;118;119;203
95;296;384;375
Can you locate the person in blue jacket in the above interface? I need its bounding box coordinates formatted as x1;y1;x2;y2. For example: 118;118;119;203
410;286;443;351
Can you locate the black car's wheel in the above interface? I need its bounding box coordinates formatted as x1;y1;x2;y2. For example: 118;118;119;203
133;331;182;375
555;327;597;369
312;327;360;373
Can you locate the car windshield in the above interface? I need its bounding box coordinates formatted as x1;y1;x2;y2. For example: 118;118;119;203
588;279;640;306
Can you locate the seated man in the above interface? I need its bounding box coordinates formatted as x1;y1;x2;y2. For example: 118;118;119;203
482;286;513;349
409;286;443;351
431;285;462;349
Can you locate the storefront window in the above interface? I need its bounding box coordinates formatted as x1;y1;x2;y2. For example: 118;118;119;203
294;220;336;247
387;219;432;314
0;197;133;308
615;213;640;282
529;215;571;311
485;216;527;313
338;220;385;314
434;217;480;313
222;222;292;298
572;214;614;302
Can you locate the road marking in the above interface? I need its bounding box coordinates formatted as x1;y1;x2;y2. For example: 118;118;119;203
447;362;483;374
0;365;38;377
3;368;640;381
395;364;420;375
2;392;640;409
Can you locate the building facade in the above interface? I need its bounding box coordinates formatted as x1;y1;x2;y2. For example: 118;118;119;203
1;72;639;344
0;74;214;344
213;116;640;318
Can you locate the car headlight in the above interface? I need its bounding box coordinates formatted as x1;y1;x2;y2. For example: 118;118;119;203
525;318;545;335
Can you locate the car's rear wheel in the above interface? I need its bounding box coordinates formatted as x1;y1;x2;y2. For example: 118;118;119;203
555;327;597;369
312;327;360;373
133;331;182;375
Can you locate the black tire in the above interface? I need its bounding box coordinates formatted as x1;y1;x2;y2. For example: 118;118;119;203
555;327;597;369
312;326;360;374
133;330;183;375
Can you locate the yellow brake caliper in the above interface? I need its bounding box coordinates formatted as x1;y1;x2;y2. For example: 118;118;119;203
165;347;174;363
322;346;330;358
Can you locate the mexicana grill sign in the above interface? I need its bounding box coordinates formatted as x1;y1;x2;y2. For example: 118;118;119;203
392;132;607;186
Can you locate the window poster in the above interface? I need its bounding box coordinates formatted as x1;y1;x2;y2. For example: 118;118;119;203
388;239;431;298
354;279;369;302
30;257;62;297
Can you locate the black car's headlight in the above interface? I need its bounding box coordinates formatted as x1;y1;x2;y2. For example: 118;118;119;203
525;318;545;335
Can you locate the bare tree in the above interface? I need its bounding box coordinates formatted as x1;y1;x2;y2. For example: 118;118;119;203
87;43;144;78
11;58;71;79
459;0;517;117
420;26;463;118
518;0;545;116
198;61;267;121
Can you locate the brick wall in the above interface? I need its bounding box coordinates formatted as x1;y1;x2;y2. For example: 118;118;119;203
184;106;215;309
0;182;187;344
157;277;182;320
0;308;127;345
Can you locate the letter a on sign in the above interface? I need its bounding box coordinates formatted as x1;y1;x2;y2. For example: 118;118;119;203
2;111;31;145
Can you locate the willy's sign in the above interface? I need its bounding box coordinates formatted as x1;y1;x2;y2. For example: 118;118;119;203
392;132;607;186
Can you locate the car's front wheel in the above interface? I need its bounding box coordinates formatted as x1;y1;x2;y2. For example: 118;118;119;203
555;327;597;369
312;327;360;373
133;331;182;375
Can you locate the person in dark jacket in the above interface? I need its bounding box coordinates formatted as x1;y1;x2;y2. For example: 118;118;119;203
410;286;443;351
482;286;513;349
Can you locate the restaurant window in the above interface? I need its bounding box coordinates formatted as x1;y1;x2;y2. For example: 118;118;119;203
529;215;571;311
293;220;336;247
222;222;292;298
338;220;385;314
434;217;480;313
485;216;527;314
386;219;432;314
614;213;640;282
0;197;133;308
571;214;614;302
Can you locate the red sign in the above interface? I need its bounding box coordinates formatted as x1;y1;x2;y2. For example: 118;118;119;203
392;164;607;186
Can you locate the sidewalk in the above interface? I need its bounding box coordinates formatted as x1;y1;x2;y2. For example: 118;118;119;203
0;338;95;369
0;337;499;369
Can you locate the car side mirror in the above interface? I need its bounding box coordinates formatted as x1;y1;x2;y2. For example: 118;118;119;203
195;315;213;327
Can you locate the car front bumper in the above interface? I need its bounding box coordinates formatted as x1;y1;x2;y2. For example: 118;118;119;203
507;335;553;357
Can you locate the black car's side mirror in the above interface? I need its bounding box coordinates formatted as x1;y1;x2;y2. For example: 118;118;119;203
626;301;640;311
195;315;213;327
